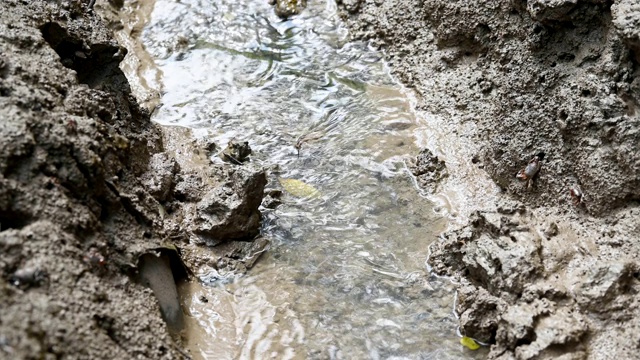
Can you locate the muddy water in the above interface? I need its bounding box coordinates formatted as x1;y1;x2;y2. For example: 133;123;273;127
127;0;485;358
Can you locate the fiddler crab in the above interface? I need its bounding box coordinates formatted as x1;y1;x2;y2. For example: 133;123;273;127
516;152;545;189
83;248;107;270
569;186;584;206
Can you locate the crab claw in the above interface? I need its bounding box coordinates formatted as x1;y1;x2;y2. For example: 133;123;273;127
569;186;583;205
516;169;529;180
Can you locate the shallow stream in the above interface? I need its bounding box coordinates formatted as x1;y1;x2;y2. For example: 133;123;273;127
119;0;487;358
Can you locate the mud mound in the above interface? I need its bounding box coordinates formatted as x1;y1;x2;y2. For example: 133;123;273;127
0;1;266;358
0;1;183;357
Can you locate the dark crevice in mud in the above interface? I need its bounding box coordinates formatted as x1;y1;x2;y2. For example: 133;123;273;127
514;333;535;348
0;212;31;231
119;194;153;227
97;195;114;222
40;22;125;88
93;314;119;343
103;180;152;228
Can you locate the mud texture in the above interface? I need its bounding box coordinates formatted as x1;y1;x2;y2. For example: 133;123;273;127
338;1;640;359
0;1;266;359
409;148;448;193
340;0;639;215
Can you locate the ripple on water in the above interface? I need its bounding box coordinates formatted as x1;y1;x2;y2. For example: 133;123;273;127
139;0;485;358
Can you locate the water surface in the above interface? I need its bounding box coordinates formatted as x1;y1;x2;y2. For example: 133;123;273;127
135;0;484;358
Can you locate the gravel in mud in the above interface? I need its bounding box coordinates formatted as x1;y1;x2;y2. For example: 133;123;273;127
338;1;640;359
0;1;265;358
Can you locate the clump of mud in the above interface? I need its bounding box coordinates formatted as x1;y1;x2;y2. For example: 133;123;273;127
338;0;640;358
409;148;447;193
0;1;266;358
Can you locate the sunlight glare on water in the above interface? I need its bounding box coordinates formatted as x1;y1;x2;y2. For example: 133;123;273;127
139;0;483;358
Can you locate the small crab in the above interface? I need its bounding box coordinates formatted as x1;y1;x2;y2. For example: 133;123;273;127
220;139;251;164
569;186;584;206
66;119;78;135
516;152;545;189
83;248;106;268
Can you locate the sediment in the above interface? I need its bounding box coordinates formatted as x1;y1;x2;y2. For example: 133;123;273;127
0;1;265;358
337;1;640;359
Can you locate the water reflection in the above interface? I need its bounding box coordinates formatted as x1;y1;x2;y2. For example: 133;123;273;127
138;0;483;358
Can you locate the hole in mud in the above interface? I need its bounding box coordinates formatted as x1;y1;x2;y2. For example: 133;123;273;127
174;192;187;202
137;248;189;333
581;89;592;97
97;108;112;122
93;314;117;341
98;197;111;221
40;22;125;88
515;335;535;347
558;53;575;63
0;213;30;231
559;110;568;120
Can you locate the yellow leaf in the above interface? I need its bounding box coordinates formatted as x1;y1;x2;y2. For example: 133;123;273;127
460;336;480;350
278;178;321;199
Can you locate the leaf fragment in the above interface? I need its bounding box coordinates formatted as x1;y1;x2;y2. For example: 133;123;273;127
460;336;480;350
278;178;321;198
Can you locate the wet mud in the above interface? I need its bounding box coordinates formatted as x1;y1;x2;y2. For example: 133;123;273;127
0;0;265;358
337;0;640;359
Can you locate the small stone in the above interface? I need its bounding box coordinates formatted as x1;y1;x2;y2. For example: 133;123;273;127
409;148;447;193
273;0;307;18
220;140;251;165
10;267;47;288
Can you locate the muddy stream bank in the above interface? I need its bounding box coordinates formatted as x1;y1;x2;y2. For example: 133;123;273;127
337;1;640;359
